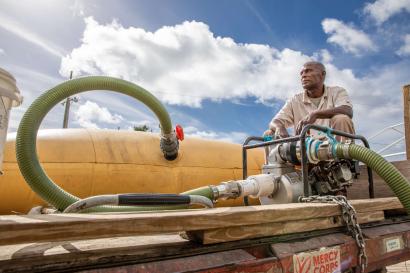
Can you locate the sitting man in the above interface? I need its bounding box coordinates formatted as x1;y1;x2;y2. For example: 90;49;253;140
264;61;355;142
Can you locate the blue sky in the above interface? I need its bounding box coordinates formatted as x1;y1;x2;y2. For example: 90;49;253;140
0;0;409;158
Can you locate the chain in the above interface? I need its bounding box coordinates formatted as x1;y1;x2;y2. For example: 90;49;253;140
300;195;368;273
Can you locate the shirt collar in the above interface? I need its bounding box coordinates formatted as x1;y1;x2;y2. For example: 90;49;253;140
302;85;328;104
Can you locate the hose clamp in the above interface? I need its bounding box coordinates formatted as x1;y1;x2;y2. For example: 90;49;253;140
160;132;179;160
210;185;220;200
161;132;176;141
342;144;350;159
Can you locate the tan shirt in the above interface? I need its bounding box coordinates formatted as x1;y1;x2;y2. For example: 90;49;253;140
270;86;353;132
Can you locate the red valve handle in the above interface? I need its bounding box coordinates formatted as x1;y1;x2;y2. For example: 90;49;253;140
175;124;184;141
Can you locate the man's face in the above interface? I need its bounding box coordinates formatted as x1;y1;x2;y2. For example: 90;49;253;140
300;64;325;90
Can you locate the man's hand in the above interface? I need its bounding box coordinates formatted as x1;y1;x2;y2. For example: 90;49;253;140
276;126;289;138
296;112;318;135
264;127;289;138
266;120;289;138
263;128;275;137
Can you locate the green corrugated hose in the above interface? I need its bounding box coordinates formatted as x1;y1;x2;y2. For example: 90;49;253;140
336;143;410;214
16;76;213;212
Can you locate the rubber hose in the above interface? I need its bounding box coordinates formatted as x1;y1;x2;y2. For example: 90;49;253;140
15;76;209;213
118;194;191;206
336;143;410;214
63;192;214;213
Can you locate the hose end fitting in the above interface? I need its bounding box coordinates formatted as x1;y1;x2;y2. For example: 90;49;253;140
160;132;179;160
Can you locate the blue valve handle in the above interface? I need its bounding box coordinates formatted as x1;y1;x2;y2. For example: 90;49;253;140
263;135;273;141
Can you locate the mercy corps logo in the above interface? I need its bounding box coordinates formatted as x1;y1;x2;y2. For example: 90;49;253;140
293;246;341;273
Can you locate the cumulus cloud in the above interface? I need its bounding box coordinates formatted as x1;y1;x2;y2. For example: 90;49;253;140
312;49;333;63
396;34;410;56
60;18;409;140
364;0;410;25
322;18;376;56
184;126;248;143
73;100;123;129
60;17;311;107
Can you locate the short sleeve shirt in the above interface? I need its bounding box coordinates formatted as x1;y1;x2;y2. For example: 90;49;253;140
270;86;353;132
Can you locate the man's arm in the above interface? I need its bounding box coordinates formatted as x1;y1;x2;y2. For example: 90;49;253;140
295;105;353;134
265;99;294;137
312;105;352;119
264;119;289;138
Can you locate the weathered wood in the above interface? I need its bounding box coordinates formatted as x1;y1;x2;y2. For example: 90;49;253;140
2;218;409;272
0;228;363;272
387;261;410;273
0;234;190;272
0;198;402;246
404;84;410;160
187;211;385;244
348;160;410;199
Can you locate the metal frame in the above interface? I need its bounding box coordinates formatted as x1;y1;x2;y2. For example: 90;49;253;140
242;125;374;205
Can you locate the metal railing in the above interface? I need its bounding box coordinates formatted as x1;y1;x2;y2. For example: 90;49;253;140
368;123;405;158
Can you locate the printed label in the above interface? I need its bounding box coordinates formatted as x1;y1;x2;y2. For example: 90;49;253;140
384;237;403;253
293;246;341;273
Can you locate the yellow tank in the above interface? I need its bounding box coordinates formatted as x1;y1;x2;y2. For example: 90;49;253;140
0;129;265;214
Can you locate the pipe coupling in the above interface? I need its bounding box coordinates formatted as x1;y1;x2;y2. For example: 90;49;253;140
213;181;241;200
160;132;179;160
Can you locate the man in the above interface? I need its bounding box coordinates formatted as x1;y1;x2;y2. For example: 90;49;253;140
265;61;354;141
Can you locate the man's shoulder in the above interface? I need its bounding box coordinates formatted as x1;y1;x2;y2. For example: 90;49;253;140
288;91;304;102
326;85;348;94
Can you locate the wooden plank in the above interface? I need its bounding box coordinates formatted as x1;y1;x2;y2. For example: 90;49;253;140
387;261;410;273
348;160;410;199
404;84;410;160
0;234;190;272
187;211;385;244
0;197;401;246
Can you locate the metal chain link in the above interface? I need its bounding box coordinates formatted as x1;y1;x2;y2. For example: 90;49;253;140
300;195;368;273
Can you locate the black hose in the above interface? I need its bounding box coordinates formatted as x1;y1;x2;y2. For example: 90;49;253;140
118;194;191;206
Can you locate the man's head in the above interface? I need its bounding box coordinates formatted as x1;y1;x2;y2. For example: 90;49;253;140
300;61;326;91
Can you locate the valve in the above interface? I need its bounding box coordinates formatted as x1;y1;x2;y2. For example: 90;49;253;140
175;124;184;141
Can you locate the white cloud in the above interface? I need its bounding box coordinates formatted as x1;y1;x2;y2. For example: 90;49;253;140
184;126;248;143
364;0;410;25
0;48;4;55
312;49;333;63
396;34;410;56
60;18;311;107
0;11;65;58
70;0;86;17
58;18;410;140
73;100;124;129
322;18;376;56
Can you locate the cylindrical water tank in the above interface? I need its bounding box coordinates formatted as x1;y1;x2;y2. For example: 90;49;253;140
0;68;22;174
1;129;264;214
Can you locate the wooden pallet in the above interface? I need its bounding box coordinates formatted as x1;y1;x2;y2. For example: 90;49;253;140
0;197;403;246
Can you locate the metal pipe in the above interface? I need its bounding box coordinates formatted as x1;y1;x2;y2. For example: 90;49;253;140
382;152;406;158
376;136;405;154
368;122;404;140
242;136;264;206
62;71;73;129
244;136;300;150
